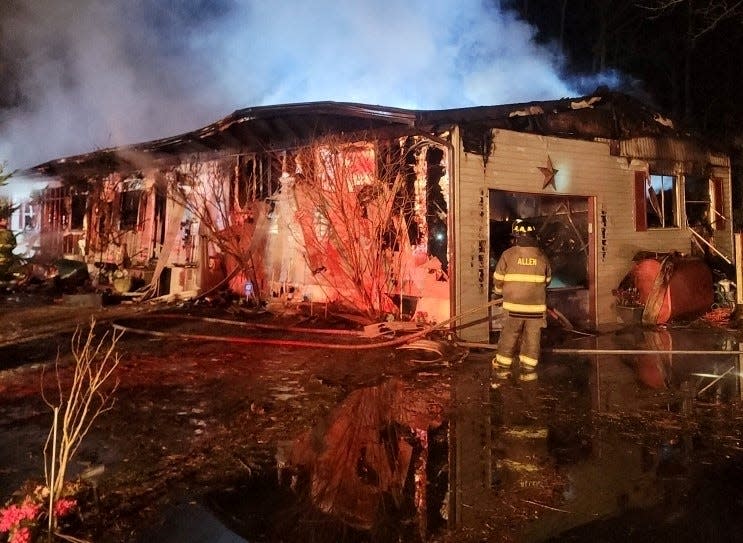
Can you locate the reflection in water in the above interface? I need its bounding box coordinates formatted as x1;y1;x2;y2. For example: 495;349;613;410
200;328;743;542
289;377;447;539
633;328;673;389
612;326;742;403
205;377;449;542
453;333;743;542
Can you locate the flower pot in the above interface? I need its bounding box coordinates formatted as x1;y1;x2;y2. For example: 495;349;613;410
616;304;644;324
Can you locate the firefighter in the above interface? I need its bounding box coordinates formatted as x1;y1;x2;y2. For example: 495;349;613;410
492;219;551;381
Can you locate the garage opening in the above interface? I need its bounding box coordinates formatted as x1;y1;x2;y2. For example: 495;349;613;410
489;190;594;332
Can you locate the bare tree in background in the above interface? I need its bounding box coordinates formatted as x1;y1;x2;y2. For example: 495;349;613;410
638;0;743;123
589;0;644;72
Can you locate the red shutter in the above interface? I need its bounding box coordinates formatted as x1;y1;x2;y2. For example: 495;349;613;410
711;177;725;230
634;171;648;232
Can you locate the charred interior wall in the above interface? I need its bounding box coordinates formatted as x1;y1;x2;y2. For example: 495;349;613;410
30;133;452;318
426;146;448;271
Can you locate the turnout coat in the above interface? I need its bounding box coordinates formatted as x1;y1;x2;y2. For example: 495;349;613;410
493;241;552;317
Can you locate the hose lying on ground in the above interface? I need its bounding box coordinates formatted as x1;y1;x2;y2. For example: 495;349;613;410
153;313;365;336
111;298;505;350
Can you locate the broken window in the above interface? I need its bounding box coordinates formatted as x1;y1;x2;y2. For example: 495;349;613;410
685;175;727;236
710;177;726;230
120;189;142;230
70;192;87;230
646;173;677;228
684;175;711;229
40;186;68;232
21;201;37;230
233;155;274;209
119;177;143;230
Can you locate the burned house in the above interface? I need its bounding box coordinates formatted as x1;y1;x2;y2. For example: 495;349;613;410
19;90;733;340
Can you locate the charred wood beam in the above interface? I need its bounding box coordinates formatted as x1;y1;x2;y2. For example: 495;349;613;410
207;128;247;151
269;116;304;146
225;124;270;153
460;124;494;157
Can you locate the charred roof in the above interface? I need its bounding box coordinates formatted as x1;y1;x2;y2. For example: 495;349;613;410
26;90;711;179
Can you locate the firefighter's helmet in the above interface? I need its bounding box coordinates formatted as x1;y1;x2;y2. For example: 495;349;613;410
511;219;535;237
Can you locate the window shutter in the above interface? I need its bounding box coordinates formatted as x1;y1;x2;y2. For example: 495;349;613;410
634;171;648;232
711;177;725;230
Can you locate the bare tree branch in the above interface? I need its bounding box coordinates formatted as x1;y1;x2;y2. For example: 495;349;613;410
637;0;743;40
42;319;121;530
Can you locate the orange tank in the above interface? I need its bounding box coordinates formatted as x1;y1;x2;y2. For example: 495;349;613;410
632;256;713;324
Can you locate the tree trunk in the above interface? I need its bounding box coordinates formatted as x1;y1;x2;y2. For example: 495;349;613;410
683;0;695;126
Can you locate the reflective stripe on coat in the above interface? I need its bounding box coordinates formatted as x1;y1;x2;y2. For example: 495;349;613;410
493;244;551;316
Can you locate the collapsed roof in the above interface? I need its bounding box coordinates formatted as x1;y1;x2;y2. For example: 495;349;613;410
26;89;717;179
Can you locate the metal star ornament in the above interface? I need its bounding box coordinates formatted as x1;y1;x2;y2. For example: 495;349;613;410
538;156;558;190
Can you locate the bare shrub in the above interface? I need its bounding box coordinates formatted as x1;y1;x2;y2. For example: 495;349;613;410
290;136;421;319
42;319;122;529
168;158;267;299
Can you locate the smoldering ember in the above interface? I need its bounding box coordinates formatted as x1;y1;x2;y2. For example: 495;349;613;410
2;90;743;543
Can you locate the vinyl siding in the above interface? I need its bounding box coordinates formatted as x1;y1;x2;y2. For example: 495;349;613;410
453;128;733;342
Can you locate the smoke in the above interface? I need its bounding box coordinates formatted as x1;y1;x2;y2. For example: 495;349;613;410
0;0;591;173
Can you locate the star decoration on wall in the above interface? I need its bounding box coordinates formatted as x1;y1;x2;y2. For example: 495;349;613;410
538;156;558;190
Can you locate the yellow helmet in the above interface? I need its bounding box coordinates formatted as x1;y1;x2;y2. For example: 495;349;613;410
511;219;535;237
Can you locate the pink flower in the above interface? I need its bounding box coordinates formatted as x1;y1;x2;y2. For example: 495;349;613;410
0;498;42;533
53;498;77;518
0;506;17;531
10;526;32;543
20;499;41;518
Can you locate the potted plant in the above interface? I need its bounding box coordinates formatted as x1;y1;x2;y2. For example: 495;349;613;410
612;286;644;324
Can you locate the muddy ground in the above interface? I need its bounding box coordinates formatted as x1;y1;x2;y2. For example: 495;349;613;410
2;295;743;542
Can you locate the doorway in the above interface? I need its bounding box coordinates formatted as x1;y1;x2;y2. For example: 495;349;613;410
489;190;595;331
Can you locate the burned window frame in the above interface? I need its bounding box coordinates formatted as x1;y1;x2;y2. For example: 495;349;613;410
683;175;727;232
70;189;87;231
646;172;678;229
119;177;144;231
683;174;711;229
20;200;38;231
232;154;275;211
40;186;69;233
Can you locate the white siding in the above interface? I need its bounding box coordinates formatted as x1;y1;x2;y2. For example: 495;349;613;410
453;129;733;342
711;165;734;259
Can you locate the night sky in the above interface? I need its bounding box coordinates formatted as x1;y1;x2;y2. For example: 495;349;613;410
509;0;743;144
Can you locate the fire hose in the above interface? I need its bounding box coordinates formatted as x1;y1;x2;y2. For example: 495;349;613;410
111;298;506;350
111;298;743;356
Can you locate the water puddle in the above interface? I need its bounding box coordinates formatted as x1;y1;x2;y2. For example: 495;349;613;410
143;377;449;542
147;325;743;541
